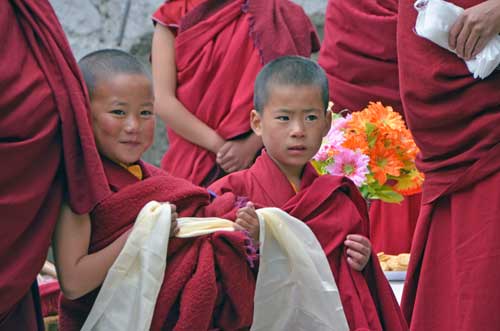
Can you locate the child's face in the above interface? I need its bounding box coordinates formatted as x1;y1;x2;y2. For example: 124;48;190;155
251;84;331;175
90;73;155;165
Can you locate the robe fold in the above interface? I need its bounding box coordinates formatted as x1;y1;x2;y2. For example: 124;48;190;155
210;151;408;331
59;158;256;331
0;1;109;328
153;0;319;185
397;1;500;329
318;0;421;254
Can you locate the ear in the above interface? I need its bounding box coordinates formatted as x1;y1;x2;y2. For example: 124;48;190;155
250;109;263;136
322;110;332;137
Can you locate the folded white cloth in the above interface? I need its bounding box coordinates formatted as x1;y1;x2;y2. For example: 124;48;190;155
251;208;349;331
414;0;500;79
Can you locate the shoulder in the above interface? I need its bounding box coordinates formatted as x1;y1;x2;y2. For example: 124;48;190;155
152;0;205;30
209;169;250;196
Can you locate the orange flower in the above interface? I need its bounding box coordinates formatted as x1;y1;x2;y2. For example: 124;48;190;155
369;140;404;185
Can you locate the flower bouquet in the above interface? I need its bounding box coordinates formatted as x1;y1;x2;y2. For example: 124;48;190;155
312;102;424;203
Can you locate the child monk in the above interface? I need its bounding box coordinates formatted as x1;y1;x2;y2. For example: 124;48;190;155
209;56;408;330
54;49;256;331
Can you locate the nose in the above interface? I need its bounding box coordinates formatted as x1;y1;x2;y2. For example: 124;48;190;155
290;119;305;137
124;115;140;133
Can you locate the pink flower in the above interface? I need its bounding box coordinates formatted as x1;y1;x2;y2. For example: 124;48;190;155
326;148;370;186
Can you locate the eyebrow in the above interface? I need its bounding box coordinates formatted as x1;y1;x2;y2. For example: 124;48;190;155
274;108;322;113
141;102;154;107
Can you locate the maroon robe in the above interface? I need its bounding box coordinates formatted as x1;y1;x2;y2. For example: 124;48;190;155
153;0;319;186
397;1;500;330
318;0;421;255
209;151;408;331
0;1;109;329
59;158;256;331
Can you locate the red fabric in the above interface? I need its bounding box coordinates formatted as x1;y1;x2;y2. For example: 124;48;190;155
210;151;407;331
153;0;319;185
397;1;500;329
318;0;421;254
39;280;60;317
369;198;420;255
59;159;255;331
0;0;109;325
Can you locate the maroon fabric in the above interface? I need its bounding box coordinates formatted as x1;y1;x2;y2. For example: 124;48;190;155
0;0;109;324
153;0;319;185
318;0;401;115
59;159;255;331
39;280;60;317
397;0;500;205
318;0;421;254
210;151;407;331
398;1;500;329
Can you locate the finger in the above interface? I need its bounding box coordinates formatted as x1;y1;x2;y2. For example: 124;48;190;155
217;142;230;158
169;204;176;213
471;35;489;58
345;240;370;257
464;28;480;60
347;257;363;272
246;201;255;209
237;212;259;225
449;15;465;49
235;218;251;231
170;212;179;221
455;22;472;58
233;223;246;231
346;248;366;263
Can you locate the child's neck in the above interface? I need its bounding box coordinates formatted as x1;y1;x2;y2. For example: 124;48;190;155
267;154;305;192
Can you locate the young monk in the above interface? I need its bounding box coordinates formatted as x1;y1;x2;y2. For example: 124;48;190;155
209;56;408;330
54;49;256;331
317;0;421;255
0;1;109;329
151;0;320;186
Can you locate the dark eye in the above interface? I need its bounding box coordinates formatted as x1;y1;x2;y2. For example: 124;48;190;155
110;109;125;116
306;114;318;121
276;115;289;121
140;110;153;117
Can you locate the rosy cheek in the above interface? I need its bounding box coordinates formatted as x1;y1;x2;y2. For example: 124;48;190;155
98;117;123;137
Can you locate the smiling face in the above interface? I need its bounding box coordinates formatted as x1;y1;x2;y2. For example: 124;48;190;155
251;83;331;179
90;73;155;165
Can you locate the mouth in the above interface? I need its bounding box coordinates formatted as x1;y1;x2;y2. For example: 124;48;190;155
120;141;141;146
288;145;307;153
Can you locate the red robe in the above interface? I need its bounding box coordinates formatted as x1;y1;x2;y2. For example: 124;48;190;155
397;1;500;330
318;0;421;255
59;158;256;331
153;0;320;186
209;151;408;331
0;1;109;329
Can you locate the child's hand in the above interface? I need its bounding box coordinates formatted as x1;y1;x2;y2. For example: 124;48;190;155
170;204;179;237
345;234;372;271
235;202;259;242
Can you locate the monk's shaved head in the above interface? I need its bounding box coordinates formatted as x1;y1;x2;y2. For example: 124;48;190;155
78;49;150;98
253;55;329;113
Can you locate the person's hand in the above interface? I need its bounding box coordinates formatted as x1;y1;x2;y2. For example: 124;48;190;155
449;0;500;60
216;134;261;173
170;204;179;237
235;202;260;242
345;234;372;271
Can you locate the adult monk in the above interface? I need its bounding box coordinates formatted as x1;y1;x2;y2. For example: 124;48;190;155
398;1;500;330
0;1;109;330
317;0;421;254
151;0;320;186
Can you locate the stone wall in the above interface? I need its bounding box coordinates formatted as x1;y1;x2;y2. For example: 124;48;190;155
50;0;328;165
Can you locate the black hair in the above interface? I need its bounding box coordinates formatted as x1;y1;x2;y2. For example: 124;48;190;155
253;55;329;113
78;49;150;98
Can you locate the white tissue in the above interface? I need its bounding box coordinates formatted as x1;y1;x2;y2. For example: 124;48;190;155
414;0;500;79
